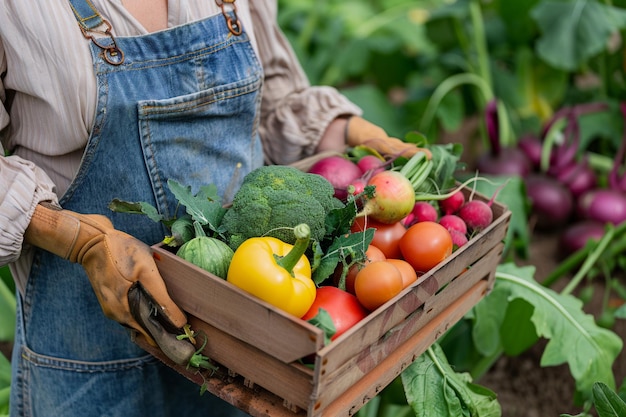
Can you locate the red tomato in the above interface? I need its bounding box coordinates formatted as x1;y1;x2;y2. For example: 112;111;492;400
351;216;406;259
386;258;418;289
399;221;453;274
343;244;386;294
301;286;368;340
354;261;403;311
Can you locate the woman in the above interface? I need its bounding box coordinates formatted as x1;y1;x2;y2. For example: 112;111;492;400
0;1;417;416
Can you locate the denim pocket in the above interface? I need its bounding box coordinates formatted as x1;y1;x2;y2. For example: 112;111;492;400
137;74;264;216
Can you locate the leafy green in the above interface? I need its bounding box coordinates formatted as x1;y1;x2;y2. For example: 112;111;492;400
312;229;374;286
474;263;623;399
592;382;626;417
306;308;336;345
531;0;626;71
0;267;15;342
167;180;227;237
107;199;164;224
401;344;501;417
109;179;228;242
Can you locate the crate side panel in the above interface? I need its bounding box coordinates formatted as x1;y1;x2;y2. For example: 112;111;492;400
185;315;314;410
152;246;323;363
312;243;503;406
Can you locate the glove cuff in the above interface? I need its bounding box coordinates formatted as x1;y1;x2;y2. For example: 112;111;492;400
345;116;389;147
24;202;113;263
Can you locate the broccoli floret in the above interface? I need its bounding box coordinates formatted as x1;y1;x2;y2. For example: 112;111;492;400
222;165;344;248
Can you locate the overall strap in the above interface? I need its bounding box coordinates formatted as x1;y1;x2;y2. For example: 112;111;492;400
68;0;106;31
67;0;125;65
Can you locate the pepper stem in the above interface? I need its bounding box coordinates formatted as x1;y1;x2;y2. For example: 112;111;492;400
275;223;311;275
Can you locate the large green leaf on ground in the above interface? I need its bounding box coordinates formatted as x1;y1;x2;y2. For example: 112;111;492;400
484;263;623;399
401;343;501;417
531;0;626;71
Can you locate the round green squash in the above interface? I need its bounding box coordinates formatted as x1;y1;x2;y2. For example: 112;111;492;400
176;236;234;279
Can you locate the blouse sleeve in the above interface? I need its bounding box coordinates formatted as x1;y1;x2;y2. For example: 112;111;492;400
250;2;362;165
0;43;58;266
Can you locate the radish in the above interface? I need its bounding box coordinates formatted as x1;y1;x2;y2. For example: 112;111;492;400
449;229;469;248
559;220;606;255
402;201;438;227
525;174;573;230
438;191;465;215
475;99;532;177
361;170;415;224
576;120;626;226
438;214;468;235
357;155;386;176
457;200;493;232
308;155;363;201
555;158;597;199
517;134;543;171
577;189;626;225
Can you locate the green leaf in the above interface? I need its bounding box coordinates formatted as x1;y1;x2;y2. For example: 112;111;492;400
307;308;336;345
531;0;626;71
494;263;623;399
312;229;374;285
401;344;501;417
499;298;539;356
0;268;15;342
108;199;163;223
593;382;626;417
167;180;227;236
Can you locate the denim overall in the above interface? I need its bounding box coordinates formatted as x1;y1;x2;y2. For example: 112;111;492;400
10;1;263;415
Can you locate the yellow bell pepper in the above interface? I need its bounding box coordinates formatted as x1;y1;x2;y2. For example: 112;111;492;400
226;223;316;318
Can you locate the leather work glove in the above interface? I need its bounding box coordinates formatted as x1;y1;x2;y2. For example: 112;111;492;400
24;202;195;364
345;116;432;159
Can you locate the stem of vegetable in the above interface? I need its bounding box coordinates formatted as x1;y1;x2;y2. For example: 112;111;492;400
561;224;615;296
275;223;311;275
418;72;493;134
193;220;206;238
469;0;491;91
542;221;626;287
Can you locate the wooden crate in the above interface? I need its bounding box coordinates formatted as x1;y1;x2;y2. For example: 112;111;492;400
142;189;511;417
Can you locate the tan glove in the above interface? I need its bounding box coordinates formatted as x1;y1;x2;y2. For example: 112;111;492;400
24;202;187;345
345;116;432;159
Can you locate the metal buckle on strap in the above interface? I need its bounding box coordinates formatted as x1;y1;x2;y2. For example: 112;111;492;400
79;18;125;65
216;0;243;36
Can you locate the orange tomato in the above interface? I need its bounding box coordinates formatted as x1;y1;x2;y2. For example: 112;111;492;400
354;261;403;311
399;221;453;274
386;258;418;289
343;244;386;294
351;216;406;259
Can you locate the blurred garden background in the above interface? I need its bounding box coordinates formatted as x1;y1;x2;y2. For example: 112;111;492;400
3;0;626;415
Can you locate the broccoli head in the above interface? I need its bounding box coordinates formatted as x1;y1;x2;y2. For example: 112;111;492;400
222;165;344;248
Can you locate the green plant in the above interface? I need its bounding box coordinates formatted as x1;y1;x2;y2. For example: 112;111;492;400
0;265;15;415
